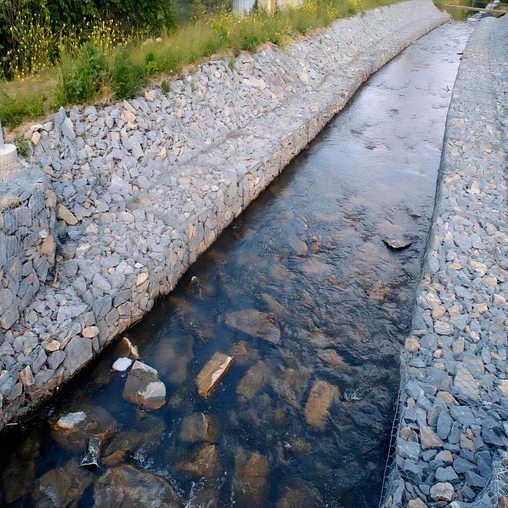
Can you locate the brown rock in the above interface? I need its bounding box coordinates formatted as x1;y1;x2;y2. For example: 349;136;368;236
102;450;126;466
19;365;34;387
429;482;454;502
237;361;270;400
179;413;219;443
405;336;421;353
420;426;443;450
270;365;312;409
436;391;459;405
44;340;61;352
94;465;183;507
114;337;140;360
230;341;260;366
34;459;93;507
304;380;338;429
56;204;78;225
408;499;428;508
317;349;352;373
277;484;324;507
261;293;289;319
82;326;99;338
122;361;166;410
51;406;117;451
234;451;269;508
225;310;281;344
175;444;220;478
41;234;56;262
195;352;233;399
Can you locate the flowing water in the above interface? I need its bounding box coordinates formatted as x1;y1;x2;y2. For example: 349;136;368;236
0;22;472;508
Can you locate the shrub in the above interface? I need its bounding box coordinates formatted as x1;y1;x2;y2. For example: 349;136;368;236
111;47;147;99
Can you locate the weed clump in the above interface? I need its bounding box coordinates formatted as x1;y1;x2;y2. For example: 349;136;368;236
111;48;148;99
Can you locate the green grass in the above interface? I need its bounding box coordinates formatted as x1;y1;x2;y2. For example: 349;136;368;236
0;0;403;131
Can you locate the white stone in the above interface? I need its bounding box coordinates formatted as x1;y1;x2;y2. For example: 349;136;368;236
112;357;133;372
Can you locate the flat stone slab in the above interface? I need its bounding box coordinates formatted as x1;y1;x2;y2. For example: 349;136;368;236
195;352;233;399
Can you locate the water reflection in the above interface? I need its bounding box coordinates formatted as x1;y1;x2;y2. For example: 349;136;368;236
0;23;471;508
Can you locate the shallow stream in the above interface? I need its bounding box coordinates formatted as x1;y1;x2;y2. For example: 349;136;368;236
0;22;472;508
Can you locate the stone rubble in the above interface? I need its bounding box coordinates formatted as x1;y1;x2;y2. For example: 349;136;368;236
0;0;448;428
382;13;508;508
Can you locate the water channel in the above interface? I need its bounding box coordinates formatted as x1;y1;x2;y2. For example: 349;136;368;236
0;21;472;508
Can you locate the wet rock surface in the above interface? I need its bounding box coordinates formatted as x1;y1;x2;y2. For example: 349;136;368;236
122;360;166;410
94;465;183;507
383;14;508;508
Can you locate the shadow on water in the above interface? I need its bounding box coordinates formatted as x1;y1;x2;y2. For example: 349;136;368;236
0;22;472;508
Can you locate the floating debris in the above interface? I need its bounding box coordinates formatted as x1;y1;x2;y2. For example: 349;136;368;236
80;437;101;469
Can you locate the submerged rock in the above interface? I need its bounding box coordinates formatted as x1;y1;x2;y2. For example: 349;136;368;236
317;349;352;373
225;310;281;344
195;352;233;399
175;444;221;478
122;361;166;410
229;340;260;366
34;458;93;507
51;406;117;451
237;361;270;400
304;380;338;429
94;465;183;507
179;413;220;443
260;293;289;319
151;337;193;385
276;483;325;507
233;450;269;508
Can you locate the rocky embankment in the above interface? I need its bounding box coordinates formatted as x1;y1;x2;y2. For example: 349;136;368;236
382;13;508;508
0;0;448;429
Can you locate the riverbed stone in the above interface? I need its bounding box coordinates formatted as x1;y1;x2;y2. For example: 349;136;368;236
233;450;269;508
34;459;93;507
225;309;281;344
51;406;117;451
237;361;270;400
94;465;183;507
304;379;338;429
175;444;220;478
122;360;166;410
195;352;233;399
179;412;219;443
